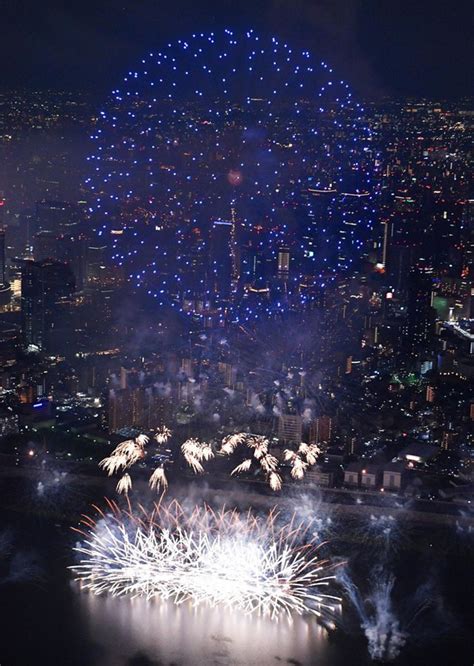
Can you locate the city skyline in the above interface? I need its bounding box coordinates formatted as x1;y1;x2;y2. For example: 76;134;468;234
0;10;472;666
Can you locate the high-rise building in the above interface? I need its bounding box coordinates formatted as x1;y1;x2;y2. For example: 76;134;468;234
0;225;6;286
277;247;290;276
0;225;11;307
20;259;75;351
277;414;303;444
107;387;172;432
460;199;474;279
309;416;333;444
34;231;58;262
86;243;108;284
402;270;435;354
210;220;233;300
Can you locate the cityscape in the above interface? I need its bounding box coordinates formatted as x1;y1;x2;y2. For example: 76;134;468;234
0;4;472;666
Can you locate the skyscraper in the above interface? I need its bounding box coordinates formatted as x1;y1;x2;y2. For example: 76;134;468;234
0;225;10;307
20;259;75;351
402;269;435;355
210;220;233;300
0;225;6;286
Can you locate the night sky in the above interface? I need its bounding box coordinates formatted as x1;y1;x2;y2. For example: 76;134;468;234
2;0;472;99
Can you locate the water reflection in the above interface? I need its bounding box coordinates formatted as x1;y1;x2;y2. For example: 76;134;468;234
79;590;335;666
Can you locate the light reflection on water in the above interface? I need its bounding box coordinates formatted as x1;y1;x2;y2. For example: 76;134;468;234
78;591;335;666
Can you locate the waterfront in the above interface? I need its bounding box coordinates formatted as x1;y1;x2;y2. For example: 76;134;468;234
0;473;472;666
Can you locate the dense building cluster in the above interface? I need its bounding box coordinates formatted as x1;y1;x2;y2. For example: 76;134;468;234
0;63;472;508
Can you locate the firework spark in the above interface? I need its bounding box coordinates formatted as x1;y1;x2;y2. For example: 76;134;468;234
284;442;321;480
71;500;342;623
99;454;130;477
260;454;279;474
99;429;321;496
116;473;132;495
231;459;253;476
219;433;297;491
149;467;168;492
99;436;146;477
155;426;172;445
221;433;247;455
181;438;214;474
269;472;283;492
298;442;321;467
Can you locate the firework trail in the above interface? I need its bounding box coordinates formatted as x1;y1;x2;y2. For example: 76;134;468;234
341;569;407;661
340;511;435;662
71;499;342;623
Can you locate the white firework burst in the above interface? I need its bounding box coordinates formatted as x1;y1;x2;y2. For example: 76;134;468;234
99;455;130;476
231;459;253;476
247;435;269;460
135;434;149;447
259;454;279;474
155;426;172;445
299;442;321;467
268;472;283;492
219;433;282;491
186;456;205;474
71;500;342;623
221;432;247;455
113;439;137;456
181;438;214;474
181;438;201;458
116;473;132;495
149;467;168;492
290;457;308;480
284;443;321;480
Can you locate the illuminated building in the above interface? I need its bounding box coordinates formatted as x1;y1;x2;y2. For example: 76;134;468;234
382;462;405;491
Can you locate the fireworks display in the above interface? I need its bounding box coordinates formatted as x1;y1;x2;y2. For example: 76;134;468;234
71;499;342;623
99;427;172;494
86;30;375;322
99;428;321;495
220;432;321;491
181;438;215;473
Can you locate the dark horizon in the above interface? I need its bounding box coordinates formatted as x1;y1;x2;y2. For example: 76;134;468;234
1;0;473;100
